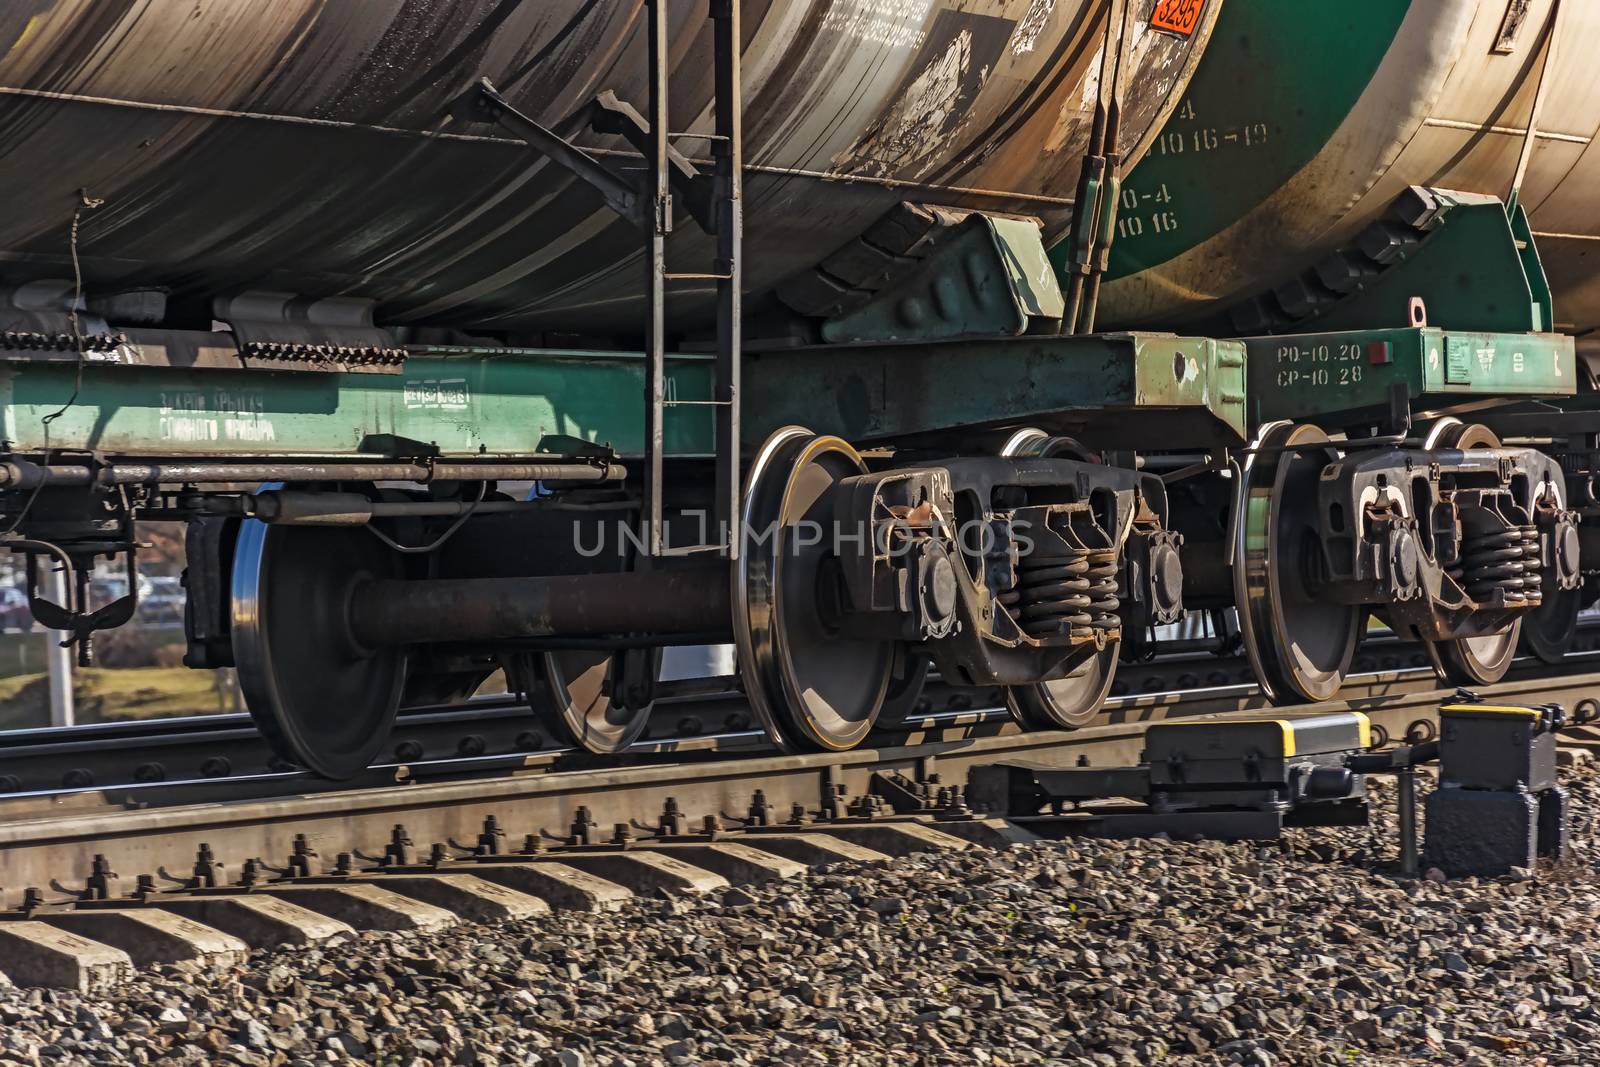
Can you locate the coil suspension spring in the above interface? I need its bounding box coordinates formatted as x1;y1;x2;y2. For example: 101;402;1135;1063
1450;524;1542;606
1002;546;1120;639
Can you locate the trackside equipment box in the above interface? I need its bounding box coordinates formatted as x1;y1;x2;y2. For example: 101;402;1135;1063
1424;702;1566;876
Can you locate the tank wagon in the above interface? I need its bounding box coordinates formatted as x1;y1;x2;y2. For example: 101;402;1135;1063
0;0;1206;333
1102;0;1600;336
0;0;1587;779
1095;0;1600;671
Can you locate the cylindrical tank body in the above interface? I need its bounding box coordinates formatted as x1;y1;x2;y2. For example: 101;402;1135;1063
0;0;1215;335
1101;0;1600;334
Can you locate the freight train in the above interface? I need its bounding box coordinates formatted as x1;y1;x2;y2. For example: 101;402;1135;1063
0;0;1590;778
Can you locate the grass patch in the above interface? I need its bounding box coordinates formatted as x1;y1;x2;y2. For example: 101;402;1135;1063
0;667;238;731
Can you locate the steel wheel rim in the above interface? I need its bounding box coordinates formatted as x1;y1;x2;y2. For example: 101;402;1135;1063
732;427;813;751
733;428;894;752
1006;646;1118;729
999;427;1118;728
533;648;661;754
875;650;932;728
1522;586;1583;665
1433;421;1497;452
1420;417;1463;450
231;521;405;779
1427;422;1520;685
1426;621;1522;685
999;428;1098;463
1234;422;1360;704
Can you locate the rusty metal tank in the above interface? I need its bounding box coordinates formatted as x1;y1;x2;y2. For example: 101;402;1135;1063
0;0;1216;336
1100;0;1600;334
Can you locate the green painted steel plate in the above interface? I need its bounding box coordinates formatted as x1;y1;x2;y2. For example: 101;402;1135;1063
1246;328;1577;427
0;351;715;458
0;334;1251;464
744;333;1248;449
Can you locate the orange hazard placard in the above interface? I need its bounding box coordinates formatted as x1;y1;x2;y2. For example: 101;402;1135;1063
1150;0;1206;38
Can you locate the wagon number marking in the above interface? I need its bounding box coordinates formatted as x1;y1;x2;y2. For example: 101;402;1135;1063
1272;343;1366;389
1150;0;1206;38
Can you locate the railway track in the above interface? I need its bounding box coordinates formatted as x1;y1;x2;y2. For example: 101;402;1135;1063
10;626;1599;797
2;642;1599;990
5;653;1600;914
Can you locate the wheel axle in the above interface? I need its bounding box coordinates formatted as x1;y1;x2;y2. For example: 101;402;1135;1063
348;567;732;647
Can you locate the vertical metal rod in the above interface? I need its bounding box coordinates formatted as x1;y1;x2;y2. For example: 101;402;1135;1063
1061;130;1106;332
712;0;742;559
1077;0;1132;335
644;0;671;556
1508;0;1562;214
1398;767;1418;876
1060;0;1124;334
45;564;74;728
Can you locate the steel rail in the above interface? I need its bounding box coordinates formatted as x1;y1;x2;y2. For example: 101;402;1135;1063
4;631;1598;796
3;663;1599;899
0;654;1424;794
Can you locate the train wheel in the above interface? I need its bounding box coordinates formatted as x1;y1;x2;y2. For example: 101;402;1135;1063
1419;416;1464;450
1000;428;1117;728
998;428;1098;463
1522;587;1583;665
531;647;662;753
1007;648;1118;729
1426;622;1521;686
232;521;405;779
734;427;895;752
1235;423;1361;704
874;650;932;729
1425;422;1520;686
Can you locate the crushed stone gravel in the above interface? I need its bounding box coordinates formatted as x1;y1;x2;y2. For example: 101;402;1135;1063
4;766;1600;1066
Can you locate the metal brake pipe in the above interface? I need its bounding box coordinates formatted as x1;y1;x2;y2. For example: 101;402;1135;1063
1240;435;1412;459
349;566;732;646
0;459;625;488
1135;453;1211;470
246;491;555;525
